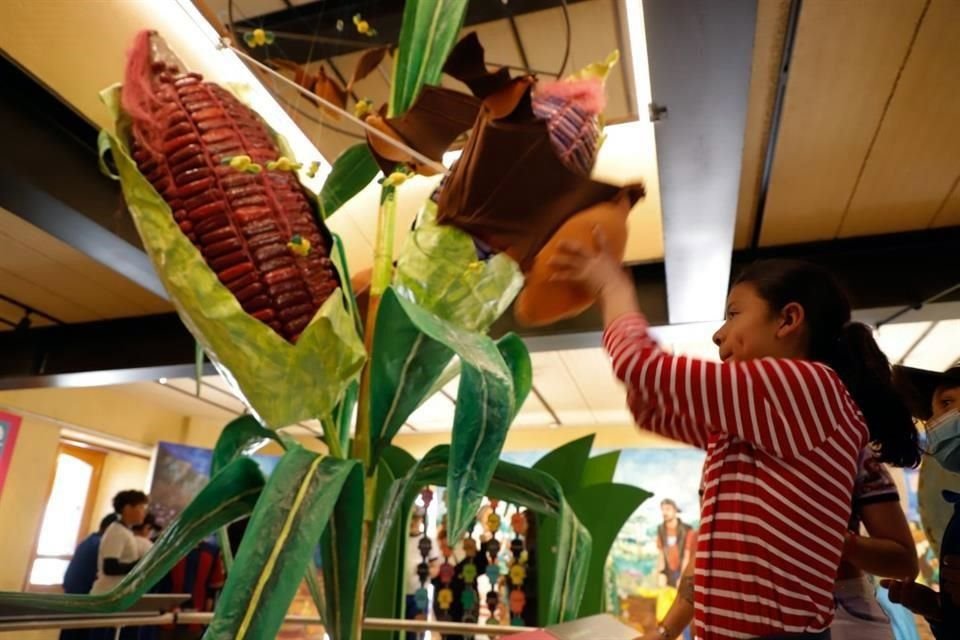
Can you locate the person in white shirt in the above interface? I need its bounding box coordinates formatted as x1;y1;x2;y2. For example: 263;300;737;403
91;490;148;595
132;512;157;559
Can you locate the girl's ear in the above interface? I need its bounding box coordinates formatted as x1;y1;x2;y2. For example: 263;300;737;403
776;302;806;339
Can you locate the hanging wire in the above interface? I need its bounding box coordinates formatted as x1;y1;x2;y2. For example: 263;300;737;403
226;43;448;173
557;0;572;77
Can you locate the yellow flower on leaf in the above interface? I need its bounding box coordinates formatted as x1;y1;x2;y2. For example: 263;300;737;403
223;155;262;174
267;156;302;172
287;234;312;257
354;98;374;120
243;28;275;48
382;171;408;188
353;14;377;37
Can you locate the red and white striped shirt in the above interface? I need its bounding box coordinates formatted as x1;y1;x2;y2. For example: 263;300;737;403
604;314;868;639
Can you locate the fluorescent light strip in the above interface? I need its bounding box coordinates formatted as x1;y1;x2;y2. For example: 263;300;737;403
622;0;654;117
170;0;331;189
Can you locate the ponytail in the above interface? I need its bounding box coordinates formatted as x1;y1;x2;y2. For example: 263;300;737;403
735;259;921;468
827;322;921;467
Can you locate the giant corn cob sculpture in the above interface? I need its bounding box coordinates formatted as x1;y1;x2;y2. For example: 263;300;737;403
122;31;338;342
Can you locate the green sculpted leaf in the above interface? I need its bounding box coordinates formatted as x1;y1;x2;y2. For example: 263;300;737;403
204;447;362;640
390;0;471;116
368;288;514;478
317;456;366;640
211;415;286;477
318;144;379;219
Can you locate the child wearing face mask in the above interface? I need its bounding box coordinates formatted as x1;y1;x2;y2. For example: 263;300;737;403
551;234;920;640
883;365;960;639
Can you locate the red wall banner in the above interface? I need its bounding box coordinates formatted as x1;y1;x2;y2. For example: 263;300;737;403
0;411;22;498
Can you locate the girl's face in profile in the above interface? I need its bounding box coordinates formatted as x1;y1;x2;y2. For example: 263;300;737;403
713;283;803;363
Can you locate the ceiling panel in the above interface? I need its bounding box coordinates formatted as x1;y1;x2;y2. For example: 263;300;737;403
530;351;598;425
733;0;790;249
758;0;927;245
839;0;960;237
0;208;170;324
515;0;631;119
512;391;557;428
933;180;960;228
206;0;289;22
557;348;626;412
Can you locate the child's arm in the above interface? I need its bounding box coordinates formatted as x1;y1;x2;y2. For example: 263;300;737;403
551;229;854;458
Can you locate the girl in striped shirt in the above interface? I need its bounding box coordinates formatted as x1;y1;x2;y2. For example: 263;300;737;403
550;235;919;640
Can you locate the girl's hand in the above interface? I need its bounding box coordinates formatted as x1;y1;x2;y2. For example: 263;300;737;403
548;226;639;326
548;226;629;298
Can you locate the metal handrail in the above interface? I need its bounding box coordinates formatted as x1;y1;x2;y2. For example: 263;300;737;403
0;611;535;636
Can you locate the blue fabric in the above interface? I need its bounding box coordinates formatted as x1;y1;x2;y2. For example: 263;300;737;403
875;585;920;640
62;534;101;595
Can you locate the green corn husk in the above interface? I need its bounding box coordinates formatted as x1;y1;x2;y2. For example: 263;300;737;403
393;199;522;333
99;85;365;428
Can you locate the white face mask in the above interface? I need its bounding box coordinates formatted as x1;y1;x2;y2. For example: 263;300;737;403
927;409;960;472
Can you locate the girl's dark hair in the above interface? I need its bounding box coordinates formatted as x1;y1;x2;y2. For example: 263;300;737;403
113;489;149;513
735;259;921;468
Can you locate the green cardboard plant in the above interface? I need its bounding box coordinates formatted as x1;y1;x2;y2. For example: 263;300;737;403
0;2;649;638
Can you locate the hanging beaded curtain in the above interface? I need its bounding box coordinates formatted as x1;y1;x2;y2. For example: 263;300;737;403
424;495;538;637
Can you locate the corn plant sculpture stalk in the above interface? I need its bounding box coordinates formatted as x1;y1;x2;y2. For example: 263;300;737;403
0;2;656;638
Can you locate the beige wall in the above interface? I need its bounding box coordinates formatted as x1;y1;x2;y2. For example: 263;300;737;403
0;414;61;640
0;386;200;601
0;413;60;591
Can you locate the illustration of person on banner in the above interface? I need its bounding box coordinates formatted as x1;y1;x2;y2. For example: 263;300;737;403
655;499;695;589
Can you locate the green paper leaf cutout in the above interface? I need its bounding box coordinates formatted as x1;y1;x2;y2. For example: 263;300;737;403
368;288;514;479
534;434;597;496
99;86;366;429
0;458;264;615
567;483;651;616
394;200;522;333
205;447;362;640
368;446;591;623
581;450;622;487
318;143;380;219
390;0;471;116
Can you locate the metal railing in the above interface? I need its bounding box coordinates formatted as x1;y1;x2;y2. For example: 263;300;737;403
0;612;534;637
